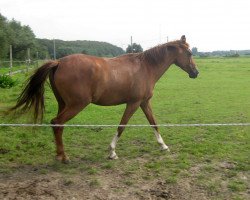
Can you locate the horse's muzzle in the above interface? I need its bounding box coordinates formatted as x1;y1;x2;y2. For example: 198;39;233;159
189;70;199;79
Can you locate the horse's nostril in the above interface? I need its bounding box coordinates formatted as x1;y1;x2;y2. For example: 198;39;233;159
189;70;198;78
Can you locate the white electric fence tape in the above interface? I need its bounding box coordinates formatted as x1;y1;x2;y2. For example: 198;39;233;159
0;123;250;128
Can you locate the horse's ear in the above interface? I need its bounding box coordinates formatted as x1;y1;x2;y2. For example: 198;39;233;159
181;35;186;43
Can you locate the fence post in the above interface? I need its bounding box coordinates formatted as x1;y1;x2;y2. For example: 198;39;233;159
27;48;30;73
36;51;39;68
9;45;13;75
53;39;56;60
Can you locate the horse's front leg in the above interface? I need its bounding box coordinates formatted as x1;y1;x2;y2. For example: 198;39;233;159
140;100;169;151
109;102;141;159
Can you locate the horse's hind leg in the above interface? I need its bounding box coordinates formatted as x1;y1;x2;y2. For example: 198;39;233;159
51;103;88;163
50;76;67;162
51;120;68;163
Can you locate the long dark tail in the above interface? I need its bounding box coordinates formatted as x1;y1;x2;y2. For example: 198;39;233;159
10;61;59;122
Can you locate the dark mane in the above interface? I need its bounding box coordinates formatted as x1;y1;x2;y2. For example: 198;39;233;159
137;40;189;65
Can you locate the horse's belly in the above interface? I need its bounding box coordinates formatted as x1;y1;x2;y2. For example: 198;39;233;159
92;87;140;106
92;91;128;106
92;99;126;106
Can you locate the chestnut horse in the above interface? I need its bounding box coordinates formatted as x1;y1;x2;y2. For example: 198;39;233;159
11;35;198;163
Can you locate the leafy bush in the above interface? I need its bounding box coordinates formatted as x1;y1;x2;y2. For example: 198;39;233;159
0;75;17;88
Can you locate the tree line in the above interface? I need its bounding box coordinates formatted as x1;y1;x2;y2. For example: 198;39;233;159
0;13;125;61
192;47;250;57
38;39;125;59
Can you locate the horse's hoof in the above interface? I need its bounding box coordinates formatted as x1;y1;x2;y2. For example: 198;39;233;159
108;149;119;160
109;155;118;160
62;158;71;164
108;153;118;160
55;155;70;164
161;145;170;152
55;155;63;161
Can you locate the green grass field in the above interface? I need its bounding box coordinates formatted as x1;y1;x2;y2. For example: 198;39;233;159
0;57;249;199
0;61;40;75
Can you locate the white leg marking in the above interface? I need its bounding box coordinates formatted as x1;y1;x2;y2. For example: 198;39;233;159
109;132;119;159
153;130;169;151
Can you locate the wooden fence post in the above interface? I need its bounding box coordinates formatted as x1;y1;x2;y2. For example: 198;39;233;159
9;45;13;75
27;48;30;73
36;51;39;68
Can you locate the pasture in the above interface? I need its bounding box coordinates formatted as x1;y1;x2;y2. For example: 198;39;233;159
0;57;249;199
0;61;38;75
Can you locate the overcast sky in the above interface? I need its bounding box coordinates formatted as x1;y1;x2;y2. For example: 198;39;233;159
0;0;249;51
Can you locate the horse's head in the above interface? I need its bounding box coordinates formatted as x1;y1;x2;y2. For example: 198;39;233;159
173;35;199;79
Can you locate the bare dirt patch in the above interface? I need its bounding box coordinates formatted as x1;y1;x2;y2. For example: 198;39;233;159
0;165;212;200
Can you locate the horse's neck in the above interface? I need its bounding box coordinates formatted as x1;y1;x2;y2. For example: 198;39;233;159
149;53;176;83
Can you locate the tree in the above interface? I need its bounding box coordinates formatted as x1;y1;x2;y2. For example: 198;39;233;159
126;43;143;53
57;47;74;58
0;14;10;59
191;47;198;56
81;49;88;55
7;19;37;60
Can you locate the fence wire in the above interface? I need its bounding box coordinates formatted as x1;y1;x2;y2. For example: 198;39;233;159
0;123;250;128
